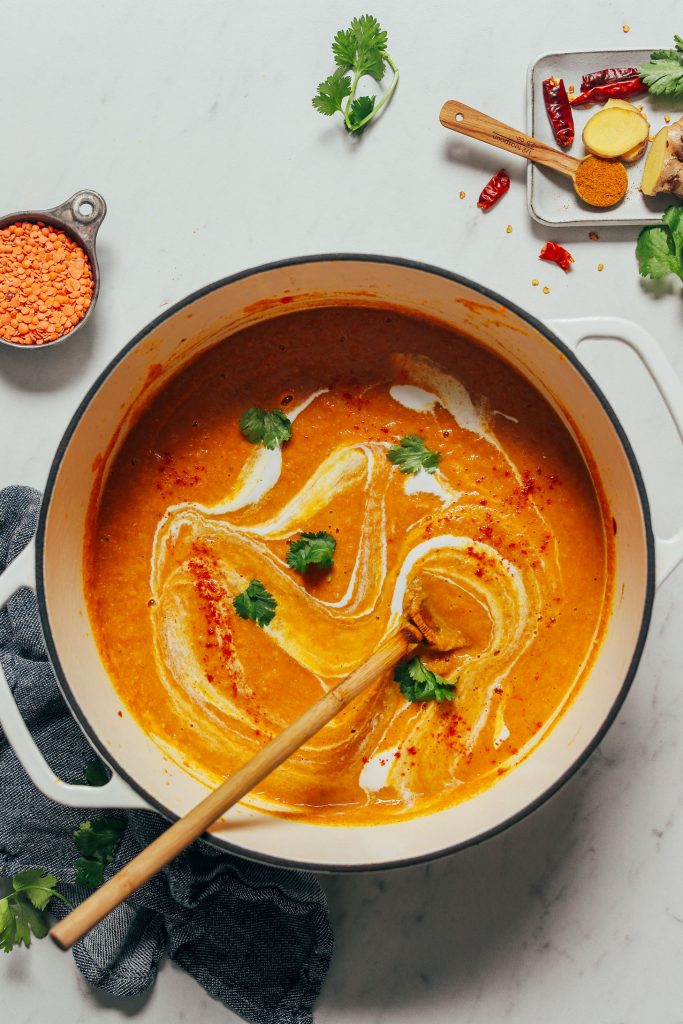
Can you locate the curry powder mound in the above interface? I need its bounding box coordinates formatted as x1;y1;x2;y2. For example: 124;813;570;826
575;156;627;208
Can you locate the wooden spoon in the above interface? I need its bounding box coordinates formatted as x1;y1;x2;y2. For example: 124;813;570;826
50;576;465;949
439;99;628;208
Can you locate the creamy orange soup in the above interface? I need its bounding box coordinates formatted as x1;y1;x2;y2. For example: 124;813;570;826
85;306;613;824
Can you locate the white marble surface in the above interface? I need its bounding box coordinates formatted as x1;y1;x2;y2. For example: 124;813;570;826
2;1;683;1021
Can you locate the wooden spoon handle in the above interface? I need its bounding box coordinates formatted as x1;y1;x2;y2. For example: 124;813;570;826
50;625;418;950
440;100;580;179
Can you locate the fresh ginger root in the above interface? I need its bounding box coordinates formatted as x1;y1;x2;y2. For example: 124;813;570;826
641;119;683;197
604;99;649;162
582;106;649;160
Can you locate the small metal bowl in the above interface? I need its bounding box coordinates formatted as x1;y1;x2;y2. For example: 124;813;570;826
0;189;106;350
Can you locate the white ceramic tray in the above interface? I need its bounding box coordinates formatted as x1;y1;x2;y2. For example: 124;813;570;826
527;48;677;227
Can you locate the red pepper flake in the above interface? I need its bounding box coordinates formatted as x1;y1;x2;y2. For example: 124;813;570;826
477;169;510;211
407;745;417;756
542;78;574;148
539;241;574;273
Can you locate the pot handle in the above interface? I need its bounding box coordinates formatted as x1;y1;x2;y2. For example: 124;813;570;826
549;316;683;589
0;541;150;809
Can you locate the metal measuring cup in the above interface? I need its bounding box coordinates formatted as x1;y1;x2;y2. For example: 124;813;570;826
0;189;106;350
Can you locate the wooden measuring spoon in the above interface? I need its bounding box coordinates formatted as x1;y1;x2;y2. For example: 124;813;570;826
440;100;628;208
50;576;466;950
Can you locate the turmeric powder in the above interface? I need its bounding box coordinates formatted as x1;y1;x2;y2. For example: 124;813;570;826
575;156;628;207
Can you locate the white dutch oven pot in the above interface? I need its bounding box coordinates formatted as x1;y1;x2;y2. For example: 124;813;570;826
1;257;682;871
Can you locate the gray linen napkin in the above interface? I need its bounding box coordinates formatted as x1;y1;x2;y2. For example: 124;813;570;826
0;485;333;1023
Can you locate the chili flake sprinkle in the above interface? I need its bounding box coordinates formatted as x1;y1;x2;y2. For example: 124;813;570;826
0;221;94;346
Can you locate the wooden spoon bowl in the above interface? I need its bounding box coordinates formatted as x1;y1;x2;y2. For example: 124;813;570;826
439;100;627;208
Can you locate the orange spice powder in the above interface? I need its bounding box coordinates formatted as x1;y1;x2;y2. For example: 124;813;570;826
0;221;94;346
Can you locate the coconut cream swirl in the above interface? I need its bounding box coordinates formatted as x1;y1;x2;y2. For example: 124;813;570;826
147;354;563;817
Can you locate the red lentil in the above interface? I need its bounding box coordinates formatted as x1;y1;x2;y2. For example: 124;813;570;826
0;221;94;346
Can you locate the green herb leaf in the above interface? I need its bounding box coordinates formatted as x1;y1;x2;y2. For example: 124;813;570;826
387;435;442;475
331;28;358;71
394;657;456;703
75;858;105;888
347;95;375;132
73;818;125;864
287;531;336;573
313;14;398;134
638;36;683;97
84;760;109;787
0;898;17;953
12;896;49;944
12;869;59;911
312;69;353;115
239;407;292;450
350;15;387;77
0;870;68;952
233;579;277;628
636;205;683;282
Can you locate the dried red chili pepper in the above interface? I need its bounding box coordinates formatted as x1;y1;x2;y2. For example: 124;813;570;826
570;76;646;106
580;67;641;89
542;77;574;148
477;169;510;210
539;241;574;273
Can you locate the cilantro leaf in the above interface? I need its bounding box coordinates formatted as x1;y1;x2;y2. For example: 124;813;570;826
347;95;375;133
233;579;277;628
287;531;336;573
84;760;109;786
387;435;442;475
349;14;387;79
239;407;292;450
12;869;59;911
636;206;683;282
332;28;357;71
638;37;683;97
13;896;49;945
72;818;125;889
75;858;105;888
73;818;125;864
312;69;352;116
0;870;70;952
0;898;17;953
394;657;456;703
313;14;398;134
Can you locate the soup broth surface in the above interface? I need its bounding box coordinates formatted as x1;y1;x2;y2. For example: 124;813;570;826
85;307;612;824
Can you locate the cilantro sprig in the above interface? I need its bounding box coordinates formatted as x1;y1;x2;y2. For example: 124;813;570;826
0;870;72;952
638;36;683;98
287;531;336;573
239;407;292;450
387;435;442;475
636;206;683;283
394;657;456;703
313;14;399;134
233;579;277;628
73;818;126;888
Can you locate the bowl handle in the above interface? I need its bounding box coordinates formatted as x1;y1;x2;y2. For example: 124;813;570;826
549;316;683;588
0;541;150;810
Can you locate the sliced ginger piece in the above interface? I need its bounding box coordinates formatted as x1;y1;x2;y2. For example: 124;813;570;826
641;121;683;197
583;107;649;160
604;99;649;160
604;98;648;120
